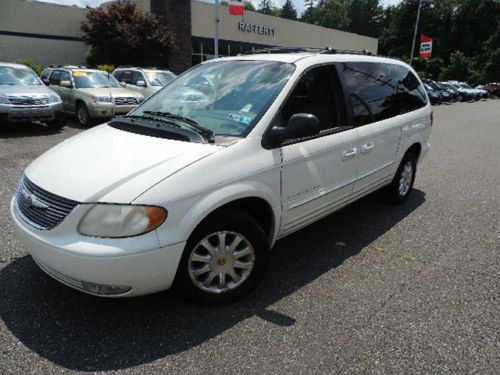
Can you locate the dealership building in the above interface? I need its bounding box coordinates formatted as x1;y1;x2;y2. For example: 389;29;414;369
0;0;378;73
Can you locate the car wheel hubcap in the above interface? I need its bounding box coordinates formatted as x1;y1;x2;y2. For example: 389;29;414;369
398;161;413;196
188;231;255;294
77;108;87;125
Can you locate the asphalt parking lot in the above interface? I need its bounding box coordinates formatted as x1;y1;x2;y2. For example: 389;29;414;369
0;101;499;374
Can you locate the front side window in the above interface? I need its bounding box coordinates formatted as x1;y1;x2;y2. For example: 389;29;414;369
281;65;342;131
342;62;427;126
60;71;71;84
73;71;121;89
0;66;42;86
132;60;295;137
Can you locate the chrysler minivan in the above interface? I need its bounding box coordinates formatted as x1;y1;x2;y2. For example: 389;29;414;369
11;50;432;303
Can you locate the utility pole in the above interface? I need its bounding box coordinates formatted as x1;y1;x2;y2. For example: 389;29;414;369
214;0;220;58
408;0;432;66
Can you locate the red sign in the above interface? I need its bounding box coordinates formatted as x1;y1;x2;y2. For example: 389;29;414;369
229;0;244;16
420;34;433;58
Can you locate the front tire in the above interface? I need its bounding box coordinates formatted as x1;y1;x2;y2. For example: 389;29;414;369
385;152;417;204
76;103;92;127
177;212;268;303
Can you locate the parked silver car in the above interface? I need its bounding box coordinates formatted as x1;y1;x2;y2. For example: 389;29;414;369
0;62;65;129
113;67;176;98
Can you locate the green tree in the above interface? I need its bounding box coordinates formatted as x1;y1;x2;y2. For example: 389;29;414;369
302;0;316;22
439;51;473;81
347;0;383;38
244;1;256;11
258;0;274;14
281;0;298;20
310;0;350;31
81;0;175;67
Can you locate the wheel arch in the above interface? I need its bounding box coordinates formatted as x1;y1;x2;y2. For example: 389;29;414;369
177;183;280;246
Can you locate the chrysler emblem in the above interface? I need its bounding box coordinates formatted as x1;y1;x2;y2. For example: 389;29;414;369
21;189;49;210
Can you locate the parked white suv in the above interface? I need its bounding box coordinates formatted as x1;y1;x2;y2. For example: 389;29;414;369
11;51;432;303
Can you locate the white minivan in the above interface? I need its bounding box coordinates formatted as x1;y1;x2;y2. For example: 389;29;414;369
11;51;432;303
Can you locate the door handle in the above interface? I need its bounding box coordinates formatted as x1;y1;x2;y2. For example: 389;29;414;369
342;147;357;161
361;142;375;154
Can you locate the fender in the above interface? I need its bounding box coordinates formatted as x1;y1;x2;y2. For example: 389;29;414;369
150;181;281;248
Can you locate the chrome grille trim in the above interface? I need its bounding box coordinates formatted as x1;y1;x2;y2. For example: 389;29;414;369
15;176;78;230
8;95;49;106
114;97;138;105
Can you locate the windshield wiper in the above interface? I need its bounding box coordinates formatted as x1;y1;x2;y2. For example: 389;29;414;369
125;114;181;128
142;111;215;143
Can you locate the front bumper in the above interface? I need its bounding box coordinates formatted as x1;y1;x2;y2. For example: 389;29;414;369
0;102;64;123
10;197;185;297
88;103;138;119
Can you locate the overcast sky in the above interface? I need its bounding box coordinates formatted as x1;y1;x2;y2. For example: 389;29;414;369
38;0;403;14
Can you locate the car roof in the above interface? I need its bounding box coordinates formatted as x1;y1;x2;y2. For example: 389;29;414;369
211;52;403;65
0;62;33;69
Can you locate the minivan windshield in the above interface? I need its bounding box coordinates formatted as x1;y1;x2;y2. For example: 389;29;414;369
131;60;295;137
145;71;176;86
0;66;42;86
73;71;121;89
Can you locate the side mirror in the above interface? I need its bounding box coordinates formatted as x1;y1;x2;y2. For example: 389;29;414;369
136;80;146;87
266;113;320;147
120;81;126;87
60;80;72;88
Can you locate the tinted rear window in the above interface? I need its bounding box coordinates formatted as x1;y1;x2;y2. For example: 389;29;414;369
341;62;427;126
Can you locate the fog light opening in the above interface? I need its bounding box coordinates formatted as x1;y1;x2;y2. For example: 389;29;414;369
81;281;131;296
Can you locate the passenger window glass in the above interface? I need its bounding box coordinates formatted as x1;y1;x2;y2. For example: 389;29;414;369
60;71;71;84
119;70;133;84
342;62;427;127
281;65;340;131
131;72;144;85
49;70;62;86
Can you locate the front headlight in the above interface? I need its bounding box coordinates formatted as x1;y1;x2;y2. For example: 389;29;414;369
78;204;167;238
91;95;112;103
0;94;10;104
48;94;62;103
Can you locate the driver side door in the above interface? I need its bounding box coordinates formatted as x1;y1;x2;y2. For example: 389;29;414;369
278;64;360;238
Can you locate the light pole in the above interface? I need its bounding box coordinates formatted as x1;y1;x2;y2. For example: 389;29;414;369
214;0;220;58
408;0;433;66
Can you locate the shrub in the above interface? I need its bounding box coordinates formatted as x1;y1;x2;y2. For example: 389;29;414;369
16;58;42;76
96;64;115;73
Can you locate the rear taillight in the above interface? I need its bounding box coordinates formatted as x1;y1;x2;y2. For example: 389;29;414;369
430;111;434;126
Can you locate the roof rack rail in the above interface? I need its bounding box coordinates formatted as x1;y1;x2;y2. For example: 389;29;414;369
320;47;373;56
240;46;375;56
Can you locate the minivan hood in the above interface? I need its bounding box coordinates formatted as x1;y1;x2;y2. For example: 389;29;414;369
25;125;222;202
0;84;57;96
78;87;142;98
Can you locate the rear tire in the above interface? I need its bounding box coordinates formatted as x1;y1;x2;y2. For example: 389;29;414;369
176;212;269;304
385;152;417;204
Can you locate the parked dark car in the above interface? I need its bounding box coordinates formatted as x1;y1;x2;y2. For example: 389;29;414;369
423;83;441;105
423;79;455;102
440;82;473;102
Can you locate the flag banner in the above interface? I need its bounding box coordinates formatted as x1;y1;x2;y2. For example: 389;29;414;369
420;34;433;58
229;0;244;16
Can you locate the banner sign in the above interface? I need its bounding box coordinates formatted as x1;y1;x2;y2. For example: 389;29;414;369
420;34;433;58
229;0;244;16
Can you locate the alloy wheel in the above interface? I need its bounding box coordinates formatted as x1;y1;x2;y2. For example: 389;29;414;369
188;231;255;294
398;161;413;196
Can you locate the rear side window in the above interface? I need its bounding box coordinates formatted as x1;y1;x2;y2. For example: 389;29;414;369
341;62;427;126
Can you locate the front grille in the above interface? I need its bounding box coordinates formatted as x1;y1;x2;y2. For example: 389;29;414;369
15;176;78;230
114;97;138;106
8;95;49;106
